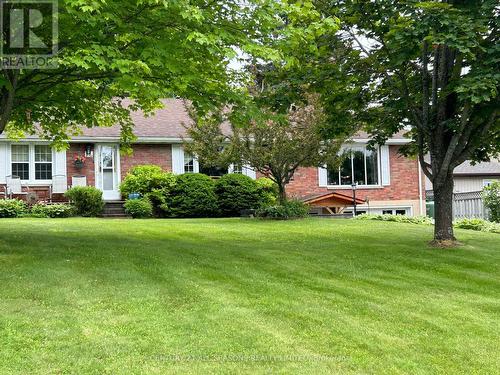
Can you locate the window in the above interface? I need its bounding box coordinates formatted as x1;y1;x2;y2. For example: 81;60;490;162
11;144;53;181
232;164;243;174
200;165;228;177
11;145;30;180
382;209;407;215
184;154;195;173
327;146;379;186
34;145;52;180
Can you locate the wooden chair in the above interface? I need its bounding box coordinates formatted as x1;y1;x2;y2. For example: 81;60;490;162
50;175;68;202
6;175;28;199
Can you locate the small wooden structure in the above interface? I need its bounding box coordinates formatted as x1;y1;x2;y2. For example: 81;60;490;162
302;192;365;216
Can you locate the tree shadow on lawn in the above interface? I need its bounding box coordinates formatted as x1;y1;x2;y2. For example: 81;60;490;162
0;218;497;301
0;219;499;374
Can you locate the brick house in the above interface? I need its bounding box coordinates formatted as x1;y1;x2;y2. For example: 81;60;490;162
0;99;426;215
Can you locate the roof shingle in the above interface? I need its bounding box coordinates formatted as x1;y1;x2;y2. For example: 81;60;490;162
78;98;193;139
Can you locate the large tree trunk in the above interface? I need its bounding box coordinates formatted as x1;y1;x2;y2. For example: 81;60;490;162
433;177;455;242
277;182;287;205
0;71;19;134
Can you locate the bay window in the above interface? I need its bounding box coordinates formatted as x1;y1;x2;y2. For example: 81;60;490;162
11;144;53;181
327;146;379;186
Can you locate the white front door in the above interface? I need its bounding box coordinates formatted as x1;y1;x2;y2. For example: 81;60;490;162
95;144;121;201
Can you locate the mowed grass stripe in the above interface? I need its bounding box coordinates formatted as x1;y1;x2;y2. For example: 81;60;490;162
0;218;498;374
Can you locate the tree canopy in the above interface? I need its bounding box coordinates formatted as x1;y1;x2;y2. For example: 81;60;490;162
0;0;333;145
185;93;344;203
262;0;499;242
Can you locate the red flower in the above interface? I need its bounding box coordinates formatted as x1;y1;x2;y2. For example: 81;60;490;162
74;153;86;163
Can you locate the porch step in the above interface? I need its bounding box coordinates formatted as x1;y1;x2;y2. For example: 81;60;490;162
102;201;127;218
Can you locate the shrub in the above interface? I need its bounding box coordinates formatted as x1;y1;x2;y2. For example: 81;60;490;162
31;203;74;218
124;198;153;218
120;165;176;215
0;199;27;218
454;218;486;231
256;177;279;207
167;173;218;217
355;214;500;233
256;199;309;220
65;186;104;217
454;218;500;233
355;214;433;225
215;173;261;216
483;181;500;223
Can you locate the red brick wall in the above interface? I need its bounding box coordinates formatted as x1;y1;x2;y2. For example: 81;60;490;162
285;145;421;201
67;144;95;187
66;143;172;188
120;144;172;177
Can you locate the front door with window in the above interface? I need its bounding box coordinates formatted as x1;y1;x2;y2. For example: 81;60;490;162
95;144;121;200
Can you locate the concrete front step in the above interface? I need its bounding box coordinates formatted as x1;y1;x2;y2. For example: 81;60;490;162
103;207;126;211
104;200;125;206
102;201;127;218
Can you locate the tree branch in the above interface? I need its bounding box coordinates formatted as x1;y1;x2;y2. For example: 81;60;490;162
0;71;19;133
435;101;472;185
452;107;498;168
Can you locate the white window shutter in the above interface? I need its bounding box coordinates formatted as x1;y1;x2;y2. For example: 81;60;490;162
242;165;256;179
0;143;7;183
54;148;67;177
380;145;391;186
94;145;102;189
193;156;199;173
171;144;185;174
318;166;328;187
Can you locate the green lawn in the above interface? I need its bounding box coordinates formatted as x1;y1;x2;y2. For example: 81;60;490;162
0;218;498;374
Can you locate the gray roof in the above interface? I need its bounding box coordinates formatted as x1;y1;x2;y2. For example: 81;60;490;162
78;98;193;139
77;99;410;142
454;160;500;176
0;98;411;143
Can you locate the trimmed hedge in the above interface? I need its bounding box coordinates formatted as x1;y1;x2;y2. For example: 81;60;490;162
0;199;27;218
215;173;261;216
256;200;309;220
65;186;104;217
31;203;75;218
168;173;218;217
120;165;176;215
124;198;153;218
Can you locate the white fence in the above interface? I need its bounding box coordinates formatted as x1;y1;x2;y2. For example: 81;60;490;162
452;191;488;219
